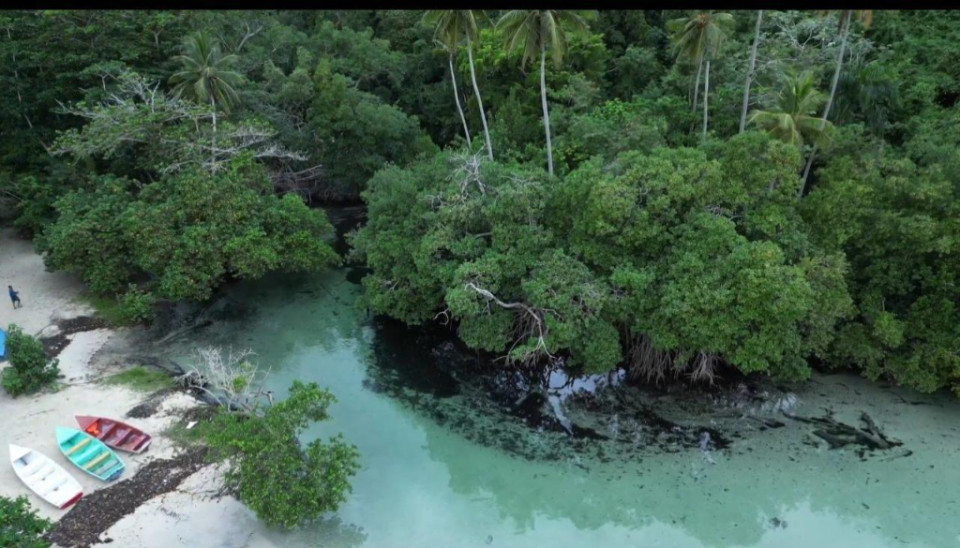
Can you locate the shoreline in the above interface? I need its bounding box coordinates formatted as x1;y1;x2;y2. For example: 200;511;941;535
0;226;272;547
4;223;950;548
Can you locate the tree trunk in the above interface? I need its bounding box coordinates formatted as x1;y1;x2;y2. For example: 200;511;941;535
540;44;554;177
449;54;472;148
800;11;851;196
8;27;33;130
467;39;493;161
740;10;763;133
692;53;704;112
821;11;851;131
799;144;819;197
702;58;710;140
211;95;217;173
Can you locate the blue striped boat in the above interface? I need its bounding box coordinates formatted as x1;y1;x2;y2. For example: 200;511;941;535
55;427;125;482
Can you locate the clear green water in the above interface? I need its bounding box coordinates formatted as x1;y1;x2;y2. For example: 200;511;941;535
170;269;960;548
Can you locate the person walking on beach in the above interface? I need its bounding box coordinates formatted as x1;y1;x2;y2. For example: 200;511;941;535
8;285;21;309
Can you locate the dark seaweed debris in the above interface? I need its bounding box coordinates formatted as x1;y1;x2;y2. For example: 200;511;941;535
39;315;109;358
366;314;752;464
45;447;209;548
783;411;905;458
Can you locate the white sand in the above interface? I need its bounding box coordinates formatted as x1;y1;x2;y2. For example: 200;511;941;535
55;329;115;382
0;227;93;336
93;464;273;548
0;384;197;522
0;226;275;547
0;227;192;520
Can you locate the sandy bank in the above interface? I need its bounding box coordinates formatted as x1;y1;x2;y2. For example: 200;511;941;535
0;228;195;520
0;227;93;336
0;226;252;546
0;382;198;523
92;463;271;548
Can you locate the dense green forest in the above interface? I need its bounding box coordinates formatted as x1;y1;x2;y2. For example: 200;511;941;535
1;10;959;395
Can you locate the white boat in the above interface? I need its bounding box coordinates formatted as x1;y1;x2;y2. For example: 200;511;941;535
9;444;83;509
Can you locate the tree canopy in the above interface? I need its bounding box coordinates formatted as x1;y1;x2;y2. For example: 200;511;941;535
1;9;959;395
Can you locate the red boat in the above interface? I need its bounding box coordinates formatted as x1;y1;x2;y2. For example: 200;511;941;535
75;416;152;454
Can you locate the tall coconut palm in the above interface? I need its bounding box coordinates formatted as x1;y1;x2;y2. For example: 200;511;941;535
739;10;763;133
435;39;472;149
748;70;834;149
668;11;733;140
801;10;874;186
169;32;243;171
425;10;493;161
496;10;594;177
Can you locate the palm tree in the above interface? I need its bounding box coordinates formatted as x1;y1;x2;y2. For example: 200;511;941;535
748;70;834;150
435;40;472;149
668;11;733;140
425;10;492;161
801;10;873;186
497;10;594;176
739;10;763;134
168;32;243;171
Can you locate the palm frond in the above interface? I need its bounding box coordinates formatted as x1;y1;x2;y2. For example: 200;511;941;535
749;70;832;149
167;32;243;112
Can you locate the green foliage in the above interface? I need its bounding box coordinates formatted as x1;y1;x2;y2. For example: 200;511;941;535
306;59;437;190
162;412;216;448
104;366;175;392
4;9;960;396
555;98;666;173
668;11;734;64
39;154;338;304
116;285;157;325
253;48;436;193
39;176;138;295
0;495;52;548
0;11;189;176
169;32;243;112
6;175;60;237
748;70;833;148
424;10;482;51
205;381;360;529
1;325;59;397
496;10;596;69
356;138;851;379
803;131;960;393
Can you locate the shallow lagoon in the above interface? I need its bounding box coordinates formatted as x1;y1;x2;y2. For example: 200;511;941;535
171;269;960;548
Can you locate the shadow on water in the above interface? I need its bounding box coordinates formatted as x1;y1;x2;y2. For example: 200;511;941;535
257;516;368;548
358;286;960;547
366;315;463;399
160;207;960;548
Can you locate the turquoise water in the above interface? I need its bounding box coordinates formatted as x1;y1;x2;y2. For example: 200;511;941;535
170;269;960;548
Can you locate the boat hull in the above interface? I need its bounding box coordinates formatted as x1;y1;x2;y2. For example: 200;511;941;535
75;415;152;454
9;444;83;509
56;427;125;482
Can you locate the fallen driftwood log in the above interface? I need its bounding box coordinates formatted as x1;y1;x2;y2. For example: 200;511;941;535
127;355;186;376
154;318;214;345
783;410;903;454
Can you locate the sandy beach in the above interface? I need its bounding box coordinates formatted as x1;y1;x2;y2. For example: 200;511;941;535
0;227;94;336
0;226;274;547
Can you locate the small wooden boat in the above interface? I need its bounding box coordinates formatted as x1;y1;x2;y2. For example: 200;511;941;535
75;415;152;454
9;444;83;509
55;427;125;482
